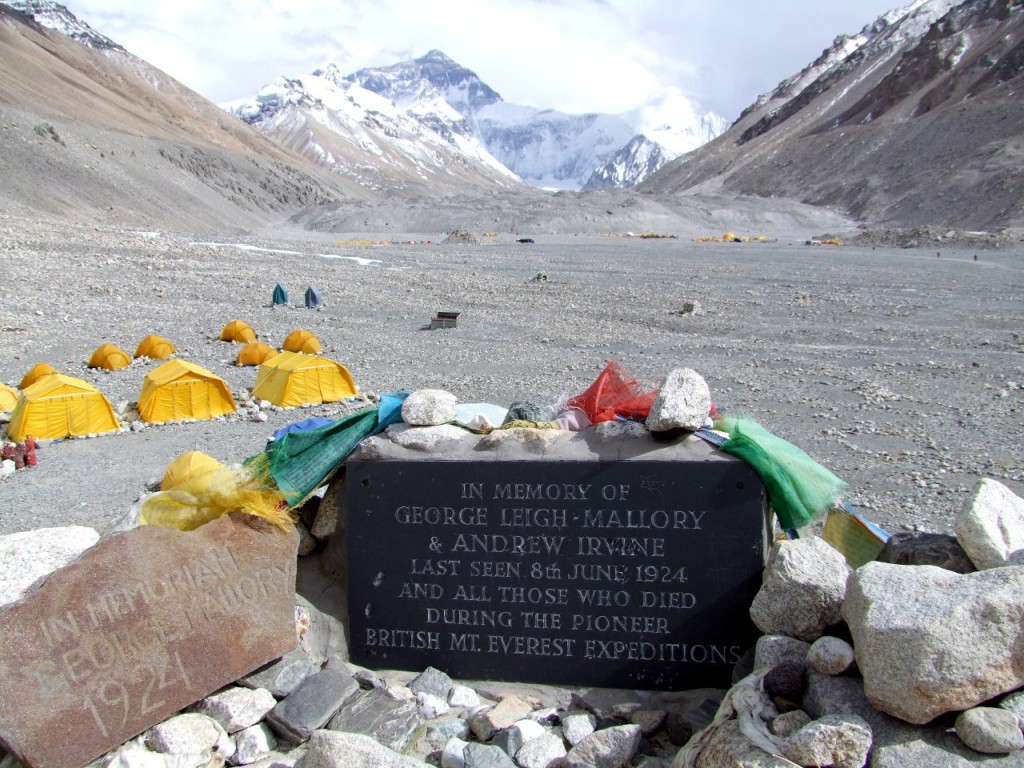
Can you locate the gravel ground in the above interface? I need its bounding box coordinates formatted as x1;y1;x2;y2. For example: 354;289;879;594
1;215;1021;538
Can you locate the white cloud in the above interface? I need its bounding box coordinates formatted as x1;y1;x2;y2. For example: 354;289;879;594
65;0;905;119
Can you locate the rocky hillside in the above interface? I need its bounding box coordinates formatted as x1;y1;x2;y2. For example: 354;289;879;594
643;0;1024;231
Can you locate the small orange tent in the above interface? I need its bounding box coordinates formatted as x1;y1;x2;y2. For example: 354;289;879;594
138;360;236;423
7;373;120;440
88;343;132;371
235;342;278;367
282;329;321;354
220;320;257;343
135;335;176;360
19;363;57;389
252;351;357;407
0;383;18;412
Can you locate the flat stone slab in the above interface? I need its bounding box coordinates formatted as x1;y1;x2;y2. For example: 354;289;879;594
0;514;298;768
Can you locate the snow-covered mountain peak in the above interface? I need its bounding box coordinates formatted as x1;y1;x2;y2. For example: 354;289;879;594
0;0;124;50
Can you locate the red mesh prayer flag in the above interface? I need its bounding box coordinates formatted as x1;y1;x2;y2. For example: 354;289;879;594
567;360;658;424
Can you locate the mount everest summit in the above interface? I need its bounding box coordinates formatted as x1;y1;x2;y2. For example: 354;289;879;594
226;50;727;191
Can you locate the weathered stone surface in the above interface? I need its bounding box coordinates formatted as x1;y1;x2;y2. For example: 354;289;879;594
409;666;453;699
807;636;855;675
629;708;667;736
562;711;597;746
564;724;642;768
999;690;1024;723
0;526;99;607
515;732;567;768
416;691;449;719
326;687;422;752
296;523;317;556
763;660;805;703
448;685;480;708
267;668;360;744
769;710;812;739
230;723;277;766
441;736;470;768
955;707;1024;754
779;714;872;768
843;561;1024;724
955;478;1024;569
692;720;792;768
197;686;277;733
145;713;224;755
469;696;533;741
387;423;468;451
750;537;850;641
400;389;457;426
754;635;810;671
875;531;976;573
293;729;422;768
238;647;315;698
463;742;516;768
0;514;298;768
646;368;711;432
802;668;1024;768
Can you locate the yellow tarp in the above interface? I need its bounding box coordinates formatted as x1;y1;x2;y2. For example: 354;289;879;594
0;383;20;412
220;319;257;343
19;363;57;389
235;342;278;367
161;450;224;491
135;334;176;360
88;343;132;371
282;329;321;354
7;373;120;441
138;360;236;423
252;351;357;408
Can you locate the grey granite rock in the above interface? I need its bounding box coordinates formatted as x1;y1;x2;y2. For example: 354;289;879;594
955;478;1024;570
843;561;1024;723
197;687;278;734
326;687;422;752
998;690;1024;724
387;423;467;451
779;714;872;768
238;648;315;699
409;667;453;699
646;368;711;432
463;742;516;768
769;710;812;739
562;711;598;746
293;729;422;768
750;537;851;641
145;713;225;755
515;732;567;768
564;724;642;768
754;635;811;672
955;707;1024;754
690;720;793;767
468;696;533;741
401;389;457;426
808;636;856;675
230;724;277;766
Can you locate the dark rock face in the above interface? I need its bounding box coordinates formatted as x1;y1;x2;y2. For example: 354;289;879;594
875;531;976;573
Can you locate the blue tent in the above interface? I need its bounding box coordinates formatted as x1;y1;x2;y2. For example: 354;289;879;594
305;285;322;309
272;284;288;306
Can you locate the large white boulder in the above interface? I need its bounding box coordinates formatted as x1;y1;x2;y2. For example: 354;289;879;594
954;478;1024;569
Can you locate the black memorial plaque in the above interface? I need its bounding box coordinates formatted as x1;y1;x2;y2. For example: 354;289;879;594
346;459;768;690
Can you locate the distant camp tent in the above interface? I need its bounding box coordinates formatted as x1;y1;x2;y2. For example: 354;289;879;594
304;286;322;310
135;334;176;360
0;383;19;412
252;351;357;408
160;450;224;491
7;373;120;441
220;319;257;343
87;343;132;371
272;284;289;306
235;341;278;367
138;360;236;423
19;363;57;389
282;329;322;354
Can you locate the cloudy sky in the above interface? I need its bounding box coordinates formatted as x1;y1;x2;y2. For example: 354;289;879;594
65;0;904;120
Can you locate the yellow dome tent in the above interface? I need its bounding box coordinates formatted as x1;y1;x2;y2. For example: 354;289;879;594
160;450;224;491
282;329;322;354
7;373;120;441
138;360;237;423
134;334;176;360
87;343;132;371
252;351;357;408
235;342;278;367
19;362;57;389
220;319;257;343
0;383;19;412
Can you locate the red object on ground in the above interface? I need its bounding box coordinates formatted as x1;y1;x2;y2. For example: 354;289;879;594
23;437;37;467
567;360;658;424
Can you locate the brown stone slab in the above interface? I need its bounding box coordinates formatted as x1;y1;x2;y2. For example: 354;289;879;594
0;514;299;768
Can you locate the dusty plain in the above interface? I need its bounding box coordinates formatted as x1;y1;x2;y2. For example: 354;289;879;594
0;215;1021;540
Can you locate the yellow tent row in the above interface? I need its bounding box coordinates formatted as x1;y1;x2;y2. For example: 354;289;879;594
252;351;357;408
